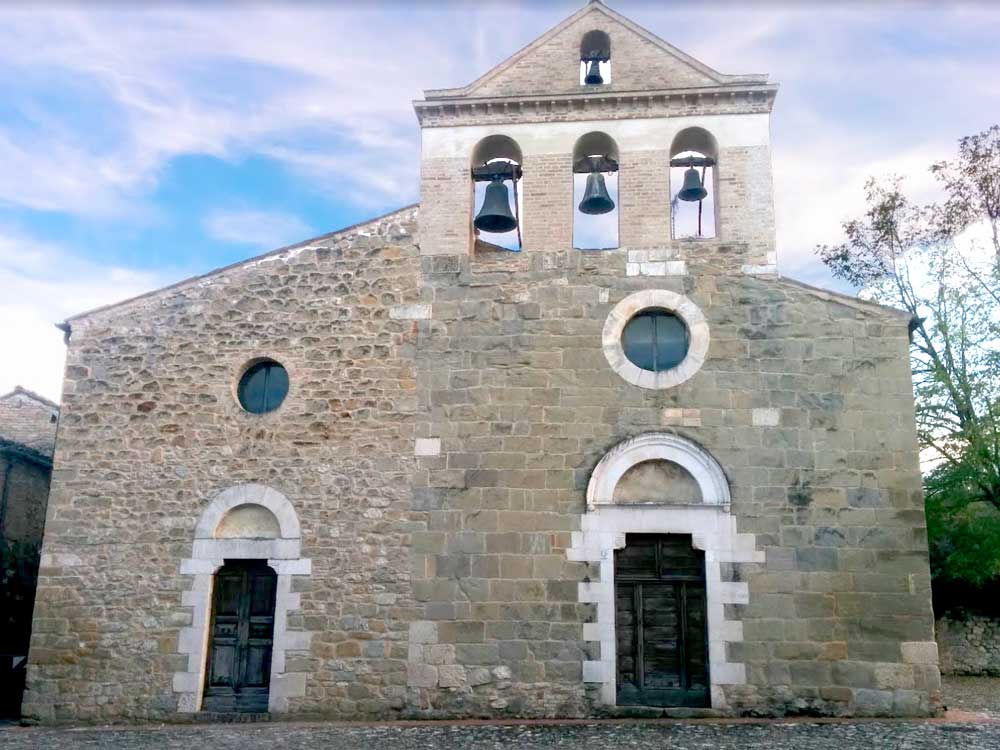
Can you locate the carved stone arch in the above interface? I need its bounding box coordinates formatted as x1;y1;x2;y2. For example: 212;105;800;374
194;483;301;545
173;483;312;715
586;432;730;511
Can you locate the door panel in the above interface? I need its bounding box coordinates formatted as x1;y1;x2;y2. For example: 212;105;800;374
203;561;277;713
615;534;709;707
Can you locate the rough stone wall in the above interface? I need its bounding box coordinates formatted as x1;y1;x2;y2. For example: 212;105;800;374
23;208;425;723
25;207;939;720
406;245;938;718
469;9;717;98
937;617;1000;676
0;390;58;457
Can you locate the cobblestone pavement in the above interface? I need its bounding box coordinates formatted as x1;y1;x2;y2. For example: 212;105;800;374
4;679;999;750
943;676;1000;718
2;719;1000;750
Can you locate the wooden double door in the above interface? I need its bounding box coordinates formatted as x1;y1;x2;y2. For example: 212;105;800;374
615;534;710;707
203;561;277;713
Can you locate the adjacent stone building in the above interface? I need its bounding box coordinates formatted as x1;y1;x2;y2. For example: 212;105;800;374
25;1;940;723
0;387;59;717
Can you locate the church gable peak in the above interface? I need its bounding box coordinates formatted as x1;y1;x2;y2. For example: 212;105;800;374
424;1;767;102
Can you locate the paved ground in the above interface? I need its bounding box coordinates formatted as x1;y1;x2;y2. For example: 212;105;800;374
1;678;997;750
942;676;1000;718
2;719;1000;750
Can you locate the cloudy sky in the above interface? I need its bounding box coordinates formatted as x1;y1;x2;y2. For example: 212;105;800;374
1;1;998;401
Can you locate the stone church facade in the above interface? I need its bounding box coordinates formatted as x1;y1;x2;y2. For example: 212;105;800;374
25;2;940;722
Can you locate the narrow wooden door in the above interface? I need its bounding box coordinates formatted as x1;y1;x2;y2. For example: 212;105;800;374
615;534;709;707
203;561;277;713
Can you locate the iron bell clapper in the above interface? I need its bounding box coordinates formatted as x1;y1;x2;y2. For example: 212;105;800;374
678;166;708;202
584;59;603;85
578;170;615;215
474;177;518;234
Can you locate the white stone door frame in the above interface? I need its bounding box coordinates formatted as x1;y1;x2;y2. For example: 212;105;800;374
568;433;763;709
173;483;312;714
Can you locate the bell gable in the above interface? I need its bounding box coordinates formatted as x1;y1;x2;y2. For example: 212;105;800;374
424;1;766;101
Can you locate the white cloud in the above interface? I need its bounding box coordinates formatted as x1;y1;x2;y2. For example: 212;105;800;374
0;228;177;401
203;209;313;249
0;4;448;217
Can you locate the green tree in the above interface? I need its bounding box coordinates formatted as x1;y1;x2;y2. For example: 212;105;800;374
817;125;1000;588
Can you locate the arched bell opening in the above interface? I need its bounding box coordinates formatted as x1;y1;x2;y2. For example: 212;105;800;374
670;127;719;240
573;131;619;250
580;29;611;85
471;134;523;251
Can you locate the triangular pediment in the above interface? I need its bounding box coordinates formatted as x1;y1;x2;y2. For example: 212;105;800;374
424;1;766;101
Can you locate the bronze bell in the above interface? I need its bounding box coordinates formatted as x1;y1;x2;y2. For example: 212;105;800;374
474;177;517;233
578;171;615;215
584;59;603;85
678;166;708;202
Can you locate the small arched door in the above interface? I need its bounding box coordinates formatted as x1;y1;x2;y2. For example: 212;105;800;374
203;560;277;713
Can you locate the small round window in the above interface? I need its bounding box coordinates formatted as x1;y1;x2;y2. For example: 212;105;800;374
237;360;289;414
621;309;689;372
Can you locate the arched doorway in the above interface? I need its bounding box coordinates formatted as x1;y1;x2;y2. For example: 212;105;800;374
173;483;312;715
203;561;278;713
569;433;764;710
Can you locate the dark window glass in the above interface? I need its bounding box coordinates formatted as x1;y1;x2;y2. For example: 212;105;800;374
622;309;689;372
237;361;289;414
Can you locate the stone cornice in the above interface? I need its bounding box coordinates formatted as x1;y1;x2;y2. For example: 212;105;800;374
413;84;778;127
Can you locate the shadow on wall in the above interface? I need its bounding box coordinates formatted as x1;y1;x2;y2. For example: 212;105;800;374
0;442;53;718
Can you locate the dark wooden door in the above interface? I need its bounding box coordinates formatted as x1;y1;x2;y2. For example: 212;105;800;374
615;534;709;707
203;561;277;713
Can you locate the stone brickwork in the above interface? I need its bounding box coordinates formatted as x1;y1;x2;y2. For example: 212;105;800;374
417;3;776;266
421;130;776;269
25;1;939;724
405;245;938;718
422;1;764;104
24;214;941;722
24;209;425;722
937;616;1000;676
468;7;716;98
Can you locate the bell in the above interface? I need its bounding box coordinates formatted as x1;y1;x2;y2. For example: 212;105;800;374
677;166;708;202
474;177;517;233
584;59;603;85
578;170;615;215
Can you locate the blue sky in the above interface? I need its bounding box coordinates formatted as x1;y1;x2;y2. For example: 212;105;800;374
2;1;999;400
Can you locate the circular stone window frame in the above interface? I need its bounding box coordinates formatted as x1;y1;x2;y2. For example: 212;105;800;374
233;356;291;417
602;289;709;389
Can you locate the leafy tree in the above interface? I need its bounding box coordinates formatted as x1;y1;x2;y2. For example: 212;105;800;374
817;125;1000;590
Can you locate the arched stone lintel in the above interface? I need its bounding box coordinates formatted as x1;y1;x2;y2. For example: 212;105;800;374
586;432;730;511
194;483;301;540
